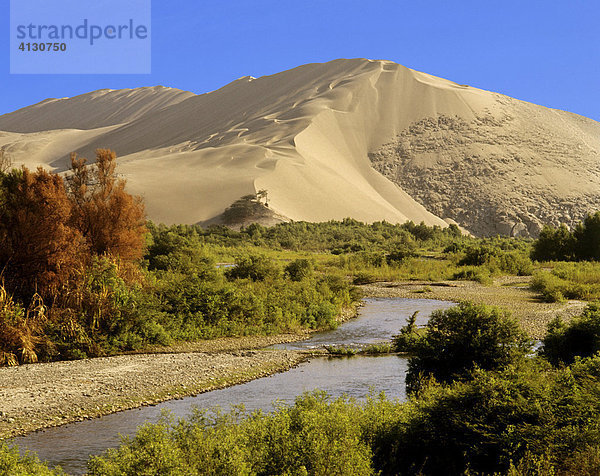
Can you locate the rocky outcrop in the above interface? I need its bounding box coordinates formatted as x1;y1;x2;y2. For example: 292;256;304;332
370;110;600;237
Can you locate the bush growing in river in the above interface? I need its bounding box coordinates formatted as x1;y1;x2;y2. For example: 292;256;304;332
392;311;421;352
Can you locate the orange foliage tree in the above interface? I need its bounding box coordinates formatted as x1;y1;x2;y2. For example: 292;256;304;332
67;149;146;261
0;167;85;300
0;150;147;363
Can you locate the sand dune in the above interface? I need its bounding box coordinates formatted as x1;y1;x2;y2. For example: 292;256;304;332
1;59;598;234
0;86;194;133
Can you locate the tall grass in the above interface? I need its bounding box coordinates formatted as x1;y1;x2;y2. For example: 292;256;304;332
532;262;600;302
0;285;49;365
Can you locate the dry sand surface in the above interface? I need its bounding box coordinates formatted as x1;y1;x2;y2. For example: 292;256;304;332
361;277;587;338
1;58;597;234
0;335;306;439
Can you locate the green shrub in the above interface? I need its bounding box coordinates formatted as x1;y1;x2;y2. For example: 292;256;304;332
458;245;533;276
386;243;417;264
353;272;378;285
354;251;386;267
405;302;531;394
532;262;600;302
392;311;421;352
531;224;575;261
531;211;600;262
225;254;280;281
0;442;64;475
325;345;358;356
381;359;600;475
458;245;498;266
89;393;374;476
574;212;600;261
542;304;600;365
360;343;393;354
494;251;534;275
531;271;567;302
284;259;314;281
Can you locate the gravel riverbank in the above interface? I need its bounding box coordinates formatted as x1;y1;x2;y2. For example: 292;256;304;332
0;337;306;439
0;305;361;440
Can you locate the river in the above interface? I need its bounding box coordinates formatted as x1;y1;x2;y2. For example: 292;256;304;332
15;297;453;475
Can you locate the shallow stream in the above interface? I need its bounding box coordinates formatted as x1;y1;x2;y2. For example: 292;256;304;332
15;297;453;475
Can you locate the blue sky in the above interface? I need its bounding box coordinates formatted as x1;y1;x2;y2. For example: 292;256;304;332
2;0;599;120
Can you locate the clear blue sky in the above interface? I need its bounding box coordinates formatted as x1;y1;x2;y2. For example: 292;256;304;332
2;0;599;120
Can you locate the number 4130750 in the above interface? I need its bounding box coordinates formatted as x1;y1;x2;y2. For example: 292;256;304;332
19;42;67;52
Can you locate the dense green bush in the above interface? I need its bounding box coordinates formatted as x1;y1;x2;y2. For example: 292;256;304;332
493;250;534;275
458;244;498;266
451;266;491;284
154;273;347;339
284;258;314;281
0;443;64;475
459;245;533;276
574;212;600;261
381;359;600;475
88;392;374;476
225;254;280;281
531;224;575;261
542;303;600;365
404;302;531;394
354;251;386;268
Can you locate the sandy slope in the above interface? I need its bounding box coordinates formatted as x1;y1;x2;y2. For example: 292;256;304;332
1;59;598;233
0;86;194;133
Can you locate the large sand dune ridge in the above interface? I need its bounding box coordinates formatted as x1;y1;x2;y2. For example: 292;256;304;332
1;59;598;235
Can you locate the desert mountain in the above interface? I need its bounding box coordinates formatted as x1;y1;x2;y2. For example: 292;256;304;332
1;59;598;236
